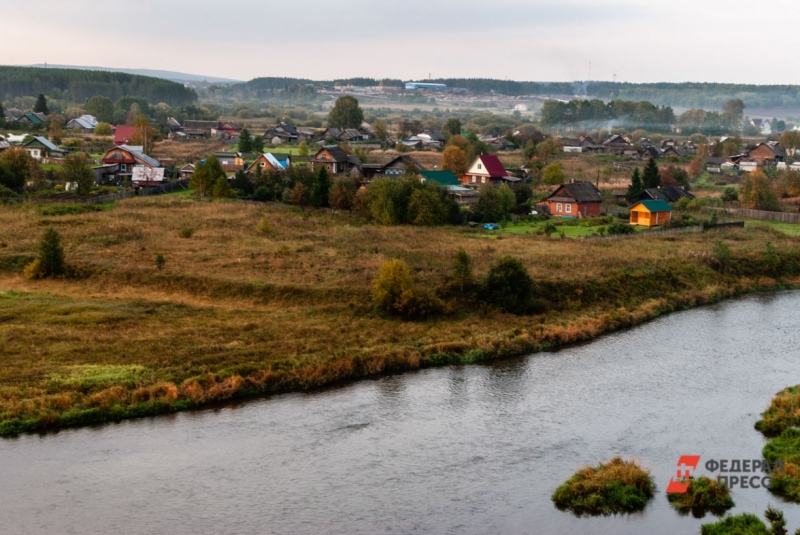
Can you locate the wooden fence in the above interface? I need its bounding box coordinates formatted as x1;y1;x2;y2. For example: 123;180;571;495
723;208;800;224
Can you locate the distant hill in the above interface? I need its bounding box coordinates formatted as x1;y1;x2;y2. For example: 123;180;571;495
28;64;241;85
0;66;198;106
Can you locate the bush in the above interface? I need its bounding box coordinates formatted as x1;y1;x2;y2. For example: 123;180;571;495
257;217;270;234
155;254;165;271
721;187;738;203
480;256;536;315
551;457;656;516
37;227;65;278
700;513;768;535
607;223;635;235
372;259;443;320
667;476;735;518
179;227;194;239
23;258;42;280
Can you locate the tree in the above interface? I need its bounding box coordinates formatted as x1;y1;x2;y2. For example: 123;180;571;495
642;157;660;189
85;96;114;123
722;98;745;119
190;154;225;198
49;121;63;145
130;115;155;152
238;127;253;153
298;141;309;156
252;135;264;154
0;148;43;192
288;182;310;206
779;131;800;157
441;145;468;176
33;94;49;115
373;119;389;141
327;96;364;129
688;158;704;179
38;227;65;278
626;168;644;204
212;176;233;198
542;161;565;185
61;153;95;195
445;118;462;136
452;249;473;292
407;187;446;226
739;169;779;210
329;179;357;211
310;166;331;208
230;170;253;196
480;256;535;315
475;184;515;222
94;122;113;136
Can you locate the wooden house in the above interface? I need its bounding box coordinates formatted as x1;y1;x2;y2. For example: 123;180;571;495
540;180;603;218
640;186;694;203
310;146;361;175
22;136;65;160
101;145;161;179
361;155;425;180
629;200;672;227
214;152;245;173
463;154;517;187
179;163;195;180
65;115;98;133
265;122;299;143
217;121;241;138
183;120;219;139
17;112;48;125
746;143;784;166
245;153;287;175
661;146;685;158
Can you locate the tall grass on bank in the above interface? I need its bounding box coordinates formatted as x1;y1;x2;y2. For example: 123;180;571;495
1;196;800;435
757;387;800;502
551;457;656;516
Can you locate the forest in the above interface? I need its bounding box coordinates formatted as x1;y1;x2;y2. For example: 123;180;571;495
0;67;198;107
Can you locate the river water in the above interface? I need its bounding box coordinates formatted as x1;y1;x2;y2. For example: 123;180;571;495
3;292;800;535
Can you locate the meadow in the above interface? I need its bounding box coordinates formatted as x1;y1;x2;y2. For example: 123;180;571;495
1;195;799;435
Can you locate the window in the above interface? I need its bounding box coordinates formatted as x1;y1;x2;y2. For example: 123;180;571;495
556;203;562;212
120;164;127;172
565;204;572;213
261;162;266;167
471;177;476;183
477;164;482;170
481;177;486;184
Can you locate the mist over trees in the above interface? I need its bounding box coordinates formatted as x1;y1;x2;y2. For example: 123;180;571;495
540;99;675;130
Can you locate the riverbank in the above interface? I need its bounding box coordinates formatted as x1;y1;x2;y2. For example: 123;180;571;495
2;195;800;436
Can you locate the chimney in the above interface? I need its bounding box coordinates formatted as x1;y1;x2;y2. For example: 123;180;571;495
570;179;575;183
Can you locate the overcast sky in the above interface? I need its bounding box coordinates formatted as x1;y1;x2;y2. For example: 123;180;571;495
3;0;797;84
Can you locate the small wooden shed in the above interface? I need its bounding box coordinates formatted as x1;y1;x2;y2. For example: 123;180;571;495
629;200;673;227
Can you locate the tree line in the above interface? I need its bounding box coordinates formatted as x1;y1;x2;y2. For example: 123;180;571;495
540;99;676;130
0;67;198;107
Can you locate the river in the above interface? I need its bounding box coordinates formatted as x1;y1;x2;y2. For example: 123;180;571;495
3;292;800;534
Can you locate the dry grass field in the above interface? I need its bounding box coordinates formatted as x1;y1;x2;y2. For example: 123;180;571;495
1;195;797;435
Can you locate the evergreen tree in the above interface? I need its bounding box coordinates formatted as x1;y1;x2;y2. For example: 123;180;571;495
642;157;661;189
212;176;233;198
626;168;643;204
33;94;49;115
310;166;331;208
38;227;65;277
252;135;264;154
238;127;253;153
230;169;254;196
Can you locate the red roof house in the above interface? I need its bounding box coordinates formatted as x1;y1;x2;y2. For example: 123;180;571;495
114;126;136;146
462;154;520;188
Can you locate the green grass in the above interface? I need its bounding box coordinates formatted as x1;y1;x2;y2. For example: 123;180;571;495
36;202;115;216
694;171;739;189
746;220;800;236
551;457;656;516
700;513;769;535
40;163;63;171
667;476;734;518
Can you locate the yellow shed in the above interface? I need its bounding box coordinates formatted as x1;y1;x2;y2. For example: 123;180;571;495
629;200;673;227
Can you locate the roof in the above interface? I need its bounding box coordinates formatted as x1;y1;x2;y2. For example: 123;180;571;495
315;145;350;162
119;145;161;168
68;116;97;130
632;200;673;212
547;180;603;203
263;153;285;170
24;136;60;152
750;142;785;158
475;154;507;178
642;186;694;202
183;120;219;130
419;170;460;186
114;126;135;143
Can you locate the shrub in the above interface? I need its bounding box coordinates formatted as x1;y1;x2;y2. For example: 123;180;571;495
179;227;194;239
38;227;65;278
607;223;635;235
722;187;738;202
23;258;42;280
212;176;233;198
480;256;536;315
372;259;442;320
452;249;473;292
551;457;656;516
155;254;165;271
257;217;271;234
667;476;734;518
700;513;768;535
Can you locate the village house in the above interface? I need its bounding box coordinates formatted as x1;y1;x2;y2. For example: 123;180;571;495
179;163;195;180
265;122;299;143
217;121;241;139
540;180;603;218
629;200;673;227
640;186;694;203
745;142;784;166
751;119;772;136
183;120;219;139
361;154;424;180
65;115;98;134
166;117;183;134
245;153;287;175
311;146;362;175
600;134;632;156
462;154;519;187
22;136;65;161
17;112;48;125
214;152;245;173
660;146;685;158
101;145;161;180
560;136;596;153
